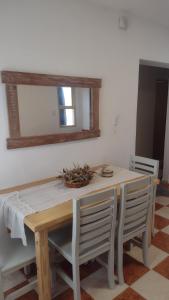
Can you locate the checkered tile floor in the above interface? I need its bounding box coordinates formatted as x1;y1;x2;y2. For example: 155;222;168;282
4;196;169;300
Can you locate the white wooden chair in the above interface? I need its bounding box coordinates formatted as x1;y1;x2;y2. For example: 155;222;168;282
129;155;159;236
48;188;117;300
129;155;159;177
0;230;37;300
117;176;153;284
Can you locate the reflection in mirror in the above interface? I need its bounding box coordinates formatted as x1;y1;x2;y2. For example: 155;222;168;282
58;87;75;126
17;85;91;136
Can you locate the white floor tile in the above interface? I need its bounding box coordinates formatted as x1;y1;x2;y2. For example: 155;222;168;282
162;225;169;235
127;245;168;269
2;271;26;292
156;196;169;206
132;270;169;300
81;268;128;300
155;207;169;219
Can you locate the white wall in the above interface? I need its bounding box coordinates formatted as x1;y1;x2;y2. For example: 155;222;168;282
75;88;90;130
1;0;169;188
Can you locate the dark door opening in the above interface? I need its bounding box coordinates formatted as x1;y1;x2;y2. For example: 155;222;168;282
136;64;169;179
153;80;168;177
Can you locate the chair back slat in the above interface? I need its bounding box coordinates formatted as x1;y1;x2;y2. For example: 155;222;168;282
80;232;110;253
80;207;112;225
80;243;110;265
134;163;155;173
72;187;117;260
80;223;111;243
125;176;151;192
80;200;112;217
80;189;116;206
125;208;147;224
126;194;149;208
124;215;146;232
125;202;148;216
127;185;151;200
129;155;159;178
80;215;111;234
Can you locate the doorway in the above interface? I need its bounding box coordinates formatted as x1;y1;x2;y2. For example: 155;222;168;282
136;63;169;179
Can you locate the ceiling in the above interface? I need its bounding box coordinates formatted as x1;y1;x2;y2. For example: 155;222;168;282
88;0;169;29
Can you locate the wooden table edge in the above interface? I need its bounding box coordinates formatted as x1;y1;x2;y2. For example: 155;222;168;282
0;173;159;233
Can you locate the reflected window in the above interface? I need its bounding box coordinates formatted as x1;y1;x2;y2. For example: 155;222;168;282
58;87;75;126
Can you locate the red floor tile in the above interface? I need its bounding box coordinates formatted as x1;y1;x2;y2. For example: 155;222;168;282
154;214;169;230
152;231;169;253
154;255;169;279
7;290;38;300
13;286;92;300
122;254;149;285
113;287;146;300
155;202;163;211
17;291;38;300
55;288;94;300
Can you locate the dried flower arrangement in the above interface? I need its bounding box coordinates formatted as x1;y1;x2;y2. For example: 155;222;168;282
58;164;94;188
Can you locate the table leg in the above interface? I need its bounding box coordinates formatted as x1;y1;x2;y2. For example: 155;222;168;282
35;230;51;300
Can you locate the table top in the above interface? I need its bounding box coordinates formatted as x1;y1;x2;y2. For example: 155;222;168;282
23;181;132;232
24;167;145;232
0;165;159;233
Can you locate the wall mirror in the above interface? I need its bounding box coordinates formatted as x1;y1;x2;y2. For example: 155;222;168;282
2;71;101;149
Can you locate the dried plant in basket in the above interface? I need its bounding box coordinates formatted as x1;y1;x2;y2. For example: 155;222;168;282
58;164;95;188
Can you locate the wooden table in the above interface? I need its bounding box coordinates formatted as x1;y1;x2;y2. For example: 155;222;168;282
0;171;159;300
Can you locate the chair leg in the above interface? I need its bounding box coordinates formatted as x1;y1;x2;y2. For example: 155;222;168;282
152;185;157;237
0;272;4;300
142;231;149;267
72;263;81;300
151;200;155;237
117;238;124;285
108;250;115;289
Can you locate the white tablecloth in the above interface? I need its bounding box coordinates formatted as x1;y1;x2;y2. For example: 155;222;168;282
0;166;143;245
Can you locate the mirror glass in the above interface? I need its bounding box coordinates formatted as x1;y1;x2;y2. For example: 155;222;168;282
17;85;91;136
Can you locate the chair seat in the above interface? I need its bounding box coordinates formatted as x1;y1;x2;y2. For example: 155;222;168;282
48;224;72;263
0;232;35;274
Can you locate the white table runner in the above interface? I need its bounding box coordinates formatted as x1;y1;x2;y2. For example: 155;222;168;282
0;166;143;245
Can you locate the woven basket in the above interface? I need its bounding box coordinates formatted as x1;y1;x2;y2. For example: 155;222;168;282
64;179;90;188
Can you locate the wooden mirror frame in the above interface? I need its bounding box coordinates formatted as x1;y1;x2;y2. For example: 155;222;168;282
2;71;101;149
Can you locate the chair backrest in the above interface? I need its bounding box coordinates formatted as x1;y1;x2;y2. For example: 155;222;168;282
129;155;159;178
118;176;153;242
72;188;117;264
